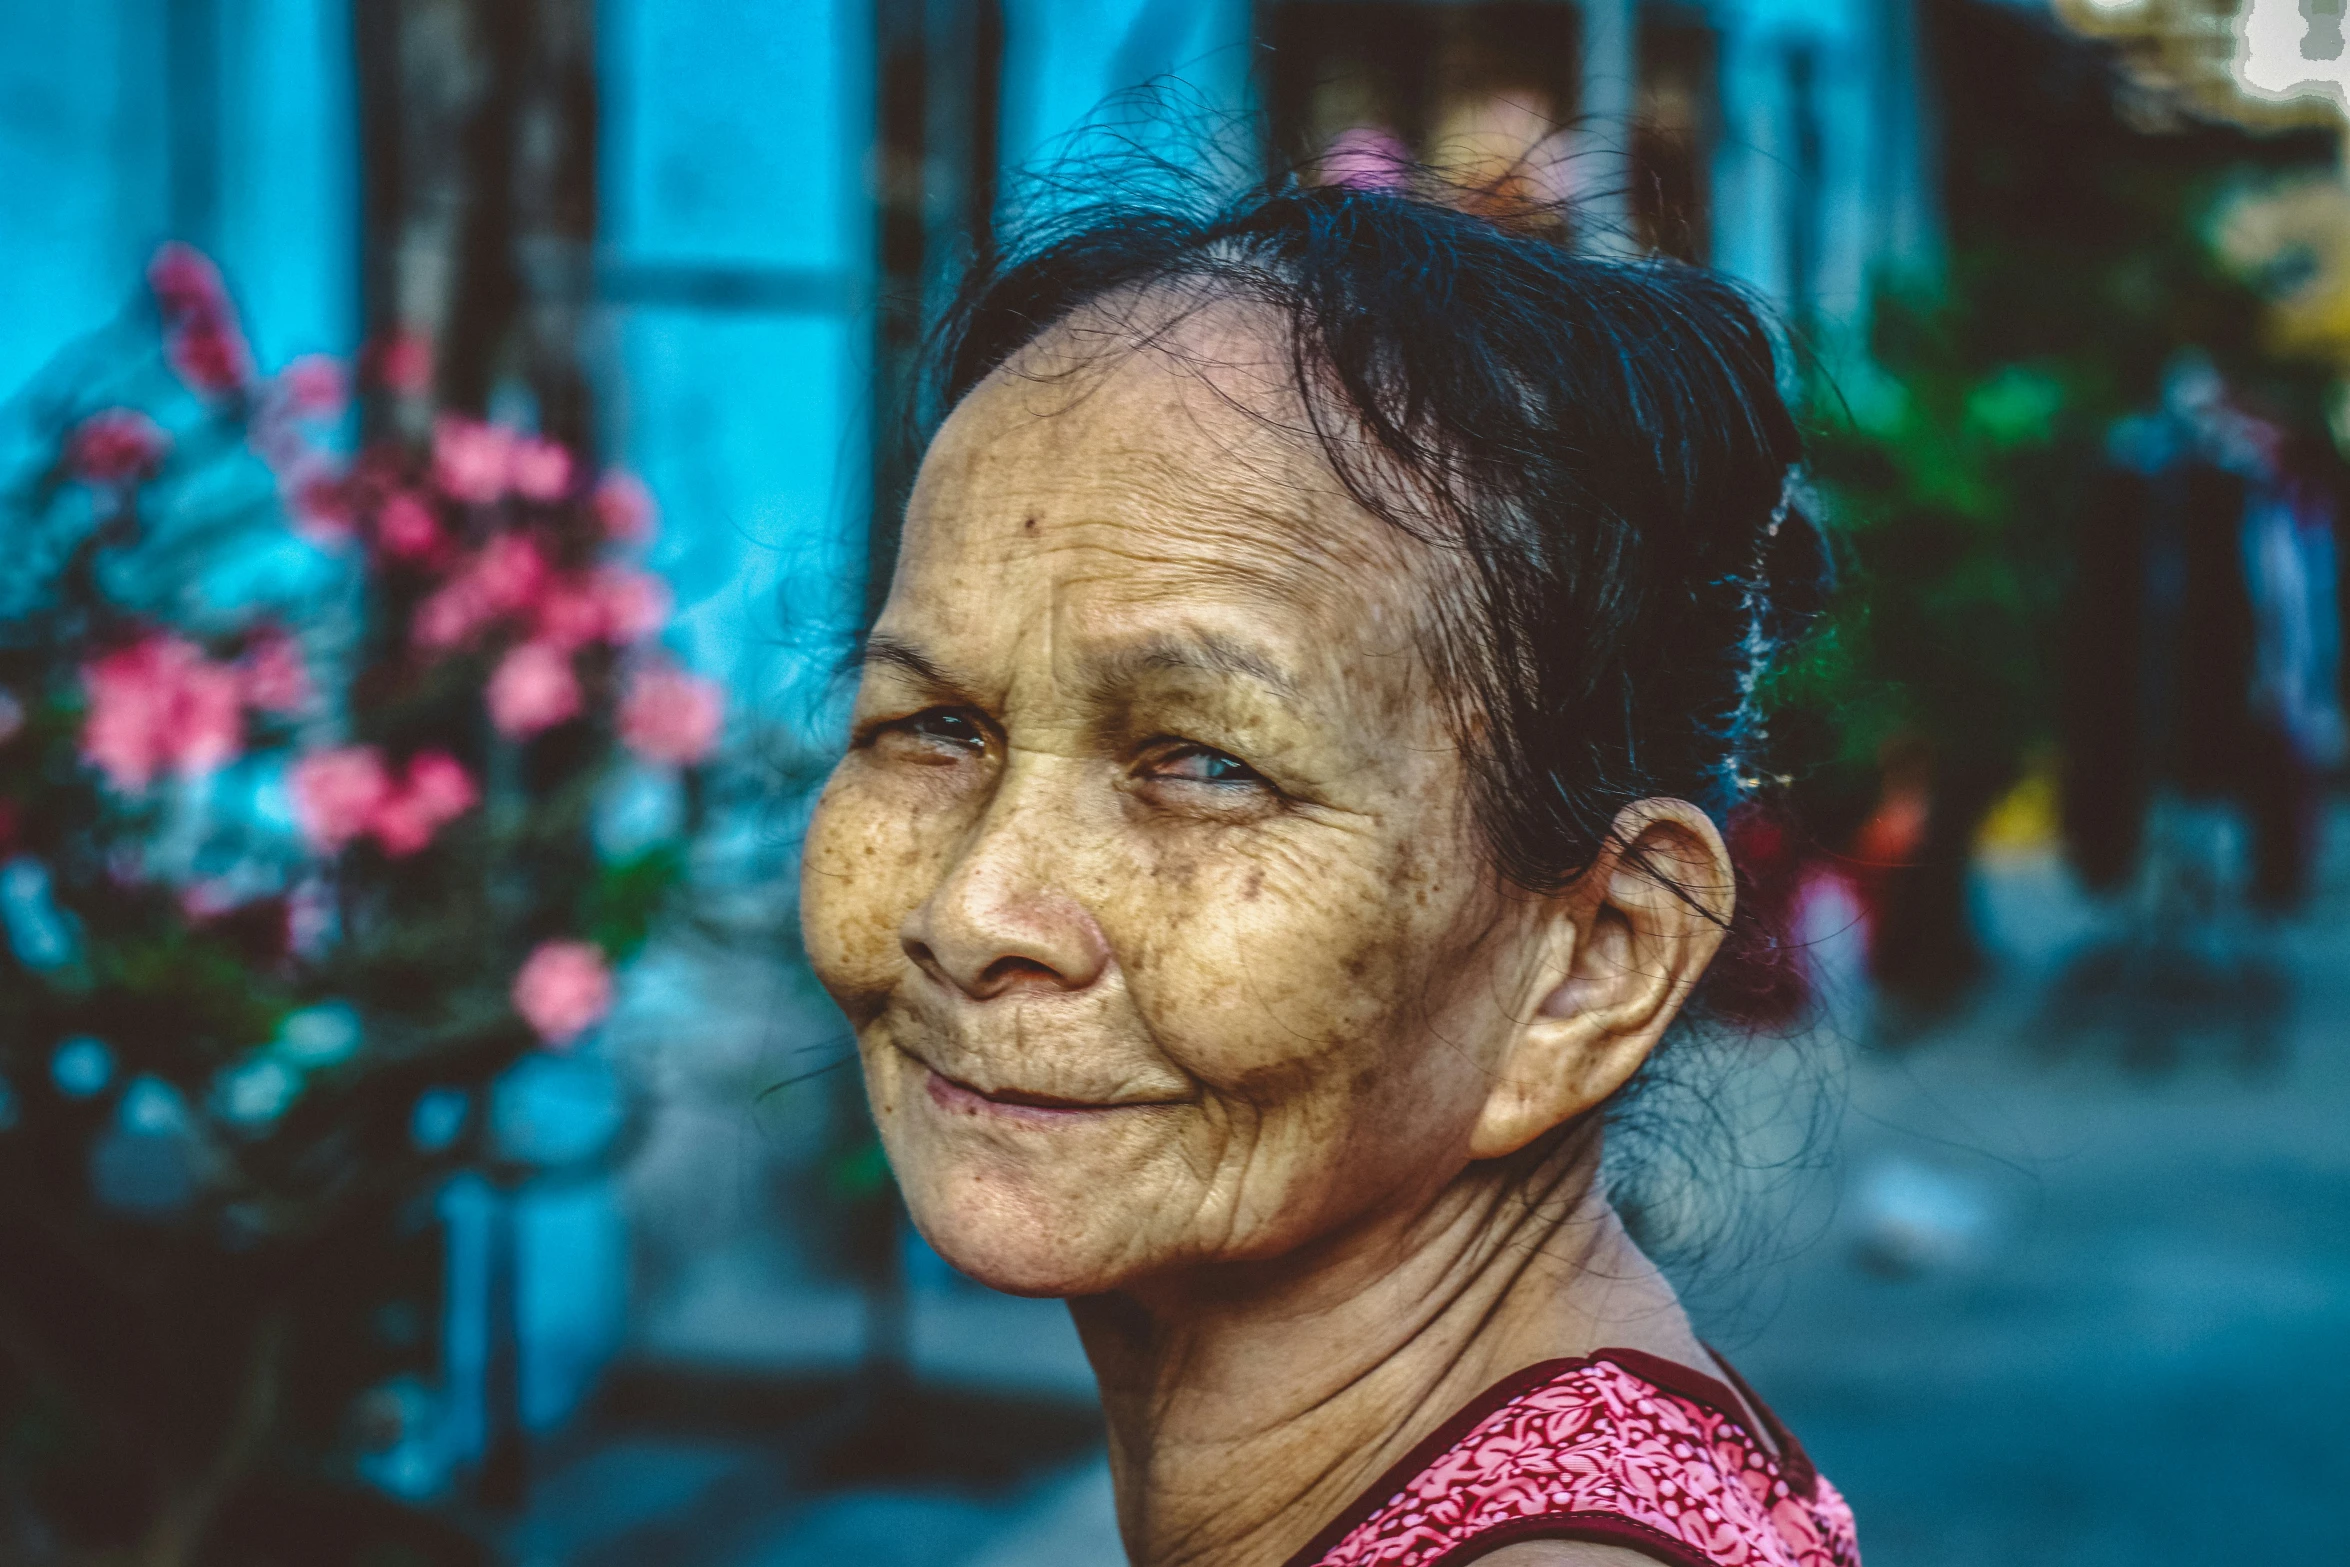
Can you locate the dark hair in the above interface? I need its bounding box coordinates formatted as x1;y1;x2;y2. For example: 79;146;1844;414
904;173;1827;1032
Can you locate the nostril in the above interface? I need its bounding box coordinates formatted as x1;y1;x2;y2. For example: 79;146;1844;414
903;935;1070;999
974;954;1064;996
902;886;1111;998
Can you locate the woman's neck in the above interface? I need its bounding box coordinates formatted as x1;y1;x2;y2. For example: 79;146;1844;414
1066;1130;1710;1567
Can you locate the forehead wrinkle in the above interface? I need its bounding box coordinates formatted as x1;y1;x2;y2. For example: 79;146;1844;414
928;306;1437;592
1019;518;1310;613
1078;629;1305;708
1022;487;1436;634
901;304;1461;729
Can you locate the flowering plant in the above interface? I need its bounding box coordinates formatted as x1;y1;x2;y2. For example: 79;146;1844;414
0;247;722;1563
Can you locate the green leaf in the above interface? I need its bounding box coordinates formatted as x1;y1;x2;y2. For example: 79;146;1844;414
582;842;685;961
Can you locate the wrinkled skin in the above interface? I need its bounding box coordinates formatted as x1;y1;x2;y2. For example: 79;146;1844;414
801;296;1737;1567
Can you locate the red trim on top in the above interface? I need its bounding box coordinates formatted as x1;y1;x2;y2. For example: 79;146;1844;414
1593;1346;1817;1501
1279;1347;1813;1567
1280;1358;1583;1567
1700;1343;1819;1498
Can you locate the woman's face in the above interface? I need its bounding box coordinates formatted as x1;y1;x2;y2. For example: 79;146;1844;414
800;307;1562;1298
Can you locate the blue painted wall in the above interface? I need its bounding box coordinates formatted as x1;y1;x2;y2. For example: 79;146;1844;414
597;0;874;728
0;0;354;396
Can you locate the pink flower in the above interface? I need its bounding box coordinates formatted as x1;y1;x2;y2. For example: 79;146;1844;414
619;664;724;765
375;492;443;560
278;355;348;418
67;409;170;485
295;746;476;857
486;642;582;736
168;664;242;774
471;533;549;613
510;437;574;501
531;579;607;651
368;795;439;857
239;631;312;714
373;331;434;396
368;750;478;856
593;471;657;543
531;566;668;650
588;565;670;644
81;636;245;792
148;244;252;393
148;243;230;322
413;580;491;650
167;319;254;395
289;747;390;852
511;939;613;1046
410;534;546;651
432;420;573;505
402;750;477;820
283;461;355;545
432;416;513;504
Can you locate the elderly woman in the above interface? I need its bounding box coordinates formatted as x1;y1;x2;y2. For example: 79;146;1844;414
801;179;1857;1567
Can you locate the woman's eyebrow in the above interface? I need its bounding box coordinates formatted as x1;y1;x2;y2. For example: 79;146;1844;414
1093;632;1301;701
855;633;966;694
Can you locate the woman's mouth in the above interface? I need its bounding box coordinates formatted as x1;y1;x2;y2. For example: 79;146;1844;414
922;1065;1184;1124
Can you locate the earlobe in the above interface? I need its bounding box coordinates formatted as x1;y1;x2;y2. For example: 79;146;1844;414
1466;799;1735;1161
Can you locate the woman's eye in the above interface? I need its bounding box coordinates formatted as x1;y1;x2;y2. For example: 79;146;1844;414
895;708;988;753
1152;745;1265;788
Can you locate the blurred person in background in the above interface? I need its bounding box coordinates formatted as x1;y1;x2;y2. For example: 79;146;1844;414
800;170;1851;1567
2052;355;2345;1059
2066;356;2345;914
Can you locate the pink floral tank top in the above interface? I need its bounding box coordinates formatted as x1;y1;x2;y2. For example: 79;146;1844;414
1284;1349;1861;1567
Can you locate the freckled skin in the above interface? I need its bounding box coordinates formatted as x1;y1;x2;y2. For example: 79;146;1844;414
803;311;1517;1297
800;297;1739;1567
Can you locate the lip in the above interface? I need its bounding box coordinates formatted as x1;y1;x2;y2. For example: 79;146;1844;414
921;1065;1187;1125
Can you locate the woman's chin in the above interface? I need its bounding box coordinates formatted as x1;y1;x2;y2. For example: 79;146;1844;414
905;1184;1145;1299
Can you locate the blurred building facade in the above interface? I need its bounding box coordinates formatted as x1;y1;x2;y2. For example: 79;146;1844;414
0;0;1941;1486
3;0;1939;710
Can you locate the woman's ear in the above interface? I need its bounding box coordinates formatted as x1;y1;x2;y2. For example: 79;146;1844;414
1468;799;1736;1161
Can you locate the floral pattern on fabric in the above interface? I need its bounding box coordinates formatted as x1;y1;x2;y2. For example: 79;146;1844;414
1303;1355;1861;1567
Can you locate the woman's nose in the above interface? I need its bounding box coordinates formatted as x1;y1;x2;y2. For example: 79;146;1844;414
900;819;1111;1000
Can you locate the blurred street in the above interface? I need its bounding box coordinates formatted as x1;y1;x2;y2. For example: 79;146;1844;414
510;826;2350;1567
1737;833;2350;1567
